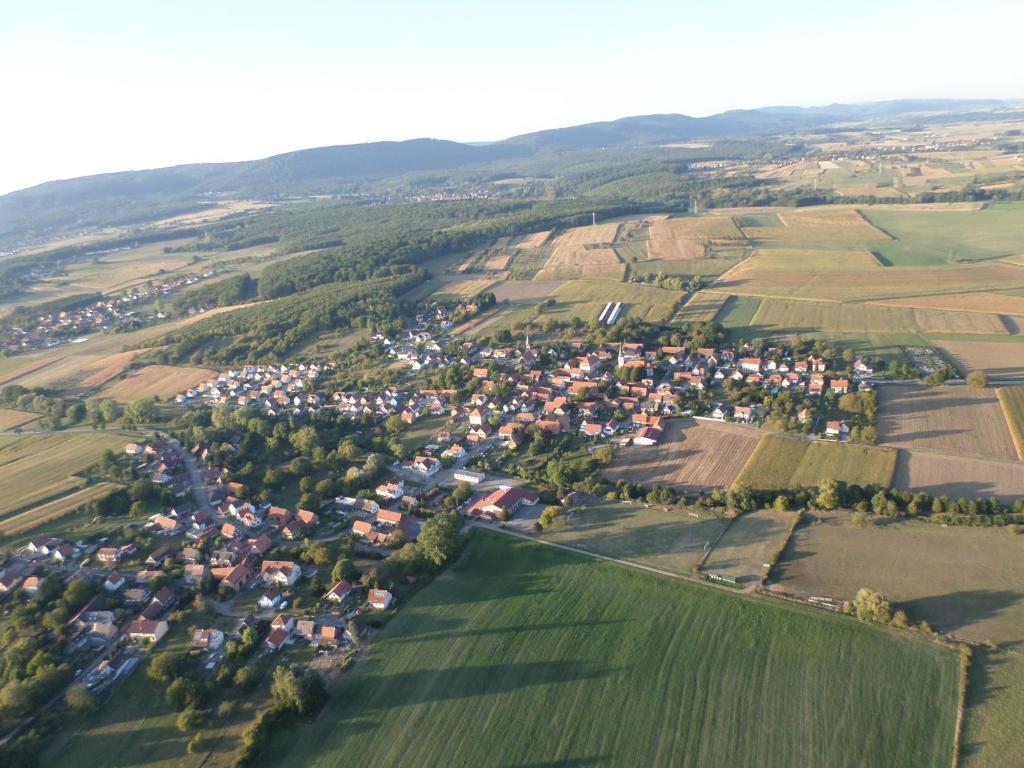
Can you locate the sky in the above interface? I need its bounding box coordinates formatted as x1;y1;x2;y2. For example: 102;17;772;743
2;0;1022;195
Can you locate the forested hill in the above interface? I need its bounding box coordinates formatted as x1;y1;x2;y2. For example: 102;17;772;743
0;139;525;239
2;98;1018;241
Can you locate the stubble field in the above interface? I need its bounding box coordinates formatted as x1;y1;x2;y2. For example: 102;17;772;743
100;364;218;401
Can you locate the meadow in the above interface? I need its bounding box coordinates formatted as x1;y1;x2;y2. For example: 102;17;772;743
700;508;798;585
735;434;897;490
0;482;120;537
0;432;136;520
264;531;959;768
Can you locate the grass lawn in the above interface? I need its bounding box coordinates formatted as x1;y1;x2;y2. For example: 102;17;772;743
263;531;958;768
399;414;450;453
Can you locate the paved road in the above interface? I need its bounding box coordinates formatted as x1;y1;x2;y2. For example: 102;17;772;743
168;437;212;514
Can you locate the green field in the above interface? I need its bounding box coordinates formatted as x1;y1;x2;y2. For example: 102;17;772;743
0;432;136;519
264;531;958;768
864;202;1024;266
734;213;782;228
736;434;897;490
673;291;729;323
714;294;762;328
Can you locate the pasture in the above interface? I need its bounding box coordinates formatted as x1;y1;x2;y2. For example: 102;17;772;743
876;383;1017;461
892;451;1024;500
0;432;134;520
700;508;798;585
735;434;897;490
540;497;730;576
100;364;218;402
265;531;959;768
605;418;762;492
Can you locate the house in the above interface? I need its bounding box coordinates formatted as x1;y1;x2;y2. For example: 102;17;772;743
367;588;394;611
20;576;41;596
96;544;134;563
710;404;731;420
412;455;441;476
633;426;663;446
324;580;353;604
296;509;319;528
376;509;405;528
220;563;251;593
294;618;317;641
467;486;540;521
260;560;301;587
830;378;850;394
441;443;467;461
183;564;209;587
375;480;405;500
125;619;169;645
825;420;850;438
26;536;61;556
103;573;126;592
192;628;225;650
0;571;23;595
853;359;874;377
317;624;340;646
258;587;283;610
265;627;290;651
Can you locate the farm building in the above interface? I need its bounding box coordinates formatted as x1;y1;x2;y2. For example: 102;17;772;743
467;486;540;520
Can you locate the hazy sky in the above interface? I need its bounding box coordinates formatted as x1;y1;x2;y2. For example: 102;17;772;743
2;0;1022;195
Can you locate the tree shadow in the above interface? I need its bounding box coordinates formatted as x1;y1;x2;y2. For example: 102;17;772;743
900;590;1024;635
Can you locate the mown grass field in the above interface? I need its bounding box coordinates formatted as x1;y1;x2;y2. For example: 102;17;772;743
735;434;897;490
713;294;762;327
265;531;958;768
0;432;135;519
700;508;798;585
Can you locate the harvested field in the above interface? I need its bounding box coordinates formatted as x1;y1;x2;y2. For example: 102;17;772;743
647;216;744;261
78;351;141;389
913;310;1008;335
0;408;40;431
893;450;1024;500
0;482;120;536
482;253;510;270
742;208;891;244
431;277;500;300
748;298;915;334
768;511;1024;644
509;231;550;249
996;386;1024;460
489;280;564;303
101;364;218;401
877;383;1017;461
541;498;730;576
701;508;798;585
606;418;762;492
535;224;623;280
735;434;897;490
939;339;1024;380
875;291;1024;317
747;248;884;272
716;258;1024;302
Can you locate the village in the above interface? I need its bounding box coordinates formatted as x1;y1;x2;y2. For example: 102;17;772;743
0;269;219;355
